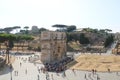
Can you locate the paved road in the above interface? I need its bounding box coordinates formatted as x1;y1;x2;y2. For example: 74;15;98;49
1;53;120;80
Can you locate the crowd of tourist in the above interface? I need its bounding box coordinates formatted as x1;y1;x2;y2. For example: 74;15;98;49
44;57;73;72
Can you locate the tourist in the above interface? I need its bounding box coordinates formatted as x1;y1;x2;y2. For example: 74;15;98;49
44;57;73;72
108;68;110;72
34;62;36;66
51;74;54;80
10;64;12;69
40;67;43;73
43;67;46;73
46;75;48;80
72;68;75;72
20;62;22;67
14;70;18;76
14;71;16;76
46;72;49;80
56;72;59;76
97;75;100;80
116;72;118;75
16;71;18;76
94;69;97;74
38;68;40;73
63;71;66;77
37;74;40;80
92;69;94;74
25;69;27;74
84;73;86;79
88;73;91;78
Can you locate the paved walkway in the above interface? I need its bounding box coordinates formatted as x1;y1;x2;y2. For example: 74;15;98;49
1;54;120;80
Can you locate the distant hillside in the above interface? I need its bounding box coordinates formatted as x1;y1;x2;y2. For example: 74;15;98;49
66;31;112;53
0;31;114;53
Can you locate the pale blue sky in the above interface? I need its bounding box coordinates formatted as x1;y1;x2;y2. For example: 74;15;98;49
0;0;120;32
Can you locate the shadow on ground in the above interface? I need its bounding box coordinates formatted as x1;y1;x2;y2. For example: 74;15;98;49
67;60;78;69
0;64;14;75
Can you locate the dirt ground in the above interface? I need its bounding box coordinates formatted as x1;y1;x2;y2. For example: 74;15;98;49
70;54;120;72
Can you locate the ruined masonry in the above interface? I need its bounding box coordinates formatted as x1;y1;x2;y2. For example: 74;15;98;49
40;31;67;63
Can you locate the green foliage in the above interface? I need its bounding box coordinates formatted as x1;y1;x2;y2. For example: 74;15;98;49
0;33;34;44
8;40;14;49
105;29;112;33
52;24;67;28
2;27;14;34
13;26;21;29
92;29;98;33
67;25;76;32
0;26;21;34
15;35;33;40
67;33;89;44
82;28;92;32
39;28;48;33
24;26;29;34
24;26;29;29
20;30;26;34
0;33;16;42
66;33;78;42
52;24;76;32
99;29;105;33
82;28;112;34
82;28;99;33
79;33;90;44
0;33;16;51
66;33;72;42
104;35;114;47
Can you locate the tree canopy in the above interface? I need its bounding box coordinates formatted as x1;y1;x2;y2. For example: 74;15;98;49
104;34;114;47
67;25;76;32
79;33;90;44
39;28;48;33
0;33;34;43
52;24;67;28
52;24;76;32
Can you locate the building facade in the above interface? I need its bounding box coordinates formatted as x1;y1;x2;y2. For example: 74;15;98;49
31;26;39;33
40;31;67;63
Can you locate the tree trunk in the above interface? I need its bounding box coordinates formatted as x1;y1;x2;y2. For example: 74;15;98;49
0;43;1;50
6;47;9;63
5;41;10;64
